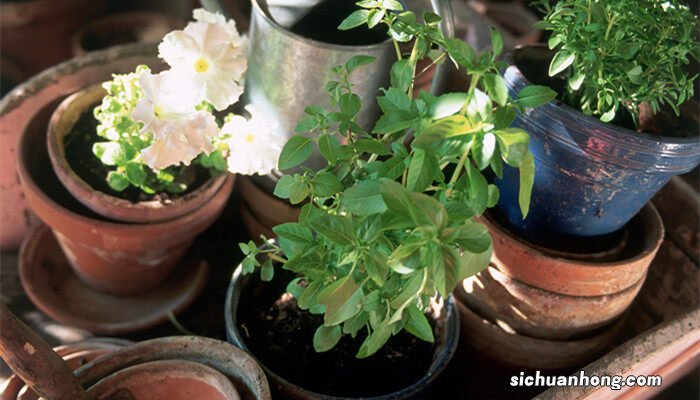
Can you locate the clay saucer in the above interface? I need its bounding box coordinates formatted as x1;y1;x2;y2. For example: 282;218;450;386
19;224;209;335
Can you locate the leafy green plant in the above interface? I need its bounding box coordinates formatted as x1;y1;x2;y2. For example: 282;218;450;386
93;65;227;195
240;1;556;358
534;0;699;126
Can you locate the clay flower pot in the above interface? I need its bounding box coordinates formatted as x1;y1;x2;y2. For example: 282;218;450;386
237;176;301;243
73;336;271;400
496;45;700;239
18;89;234;294
1;338;130;400
484;203;664;297
455;298;625;370
225;255;460;400
71;11;184;57
86;360;240;400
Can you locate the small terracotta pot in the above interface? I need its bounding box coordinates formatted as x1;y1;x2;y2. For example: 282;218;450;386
47;85;228;224
456;266;645;340
484;203;664;297
2;338;130;400
86;360;240;400
0;0;107;75
455;298;625;370
71;12;184;57
18;103;234;294
73;336;271;400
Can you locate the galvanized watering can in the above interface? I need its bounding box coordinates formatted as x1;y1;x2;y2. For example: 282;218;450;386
208;0;455;185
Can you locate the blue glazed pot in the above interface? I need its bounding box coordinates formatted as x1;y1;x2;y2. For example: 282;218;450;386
496;46;700;240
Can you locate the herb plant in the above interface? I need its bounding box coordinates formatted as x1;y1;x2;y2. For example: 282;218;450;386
239;1;556;358
534;0;699;126
91;9;284;195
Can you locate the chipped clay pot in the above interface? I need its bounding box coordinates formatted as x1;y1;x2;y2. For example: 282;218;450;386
73;336;271;400
19;86;234;295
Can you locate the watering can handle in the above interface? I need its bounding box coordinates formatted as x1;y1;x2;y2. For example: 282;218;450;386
430;0;455;95
0;304;90;400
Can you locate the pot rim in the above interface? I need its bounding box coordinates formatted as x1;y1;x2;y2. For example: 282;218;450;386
249;0;393;53
46;84;227;223
483;203;664;268
508;44;700;146
224;243;460;400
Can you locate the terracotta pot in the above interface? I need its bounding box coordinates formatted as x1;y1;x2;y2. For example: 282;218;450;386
73;336;271;400
86;360;240;400
456;266;645;340
1;338;130;400
484;203;664;297
0;44;163;250
468;0;540;49
0;0;107;75
237;176;301;241
18;101;234;294
47;85;228;223
455;298;625;370
71;11;184;57
225;255;460;400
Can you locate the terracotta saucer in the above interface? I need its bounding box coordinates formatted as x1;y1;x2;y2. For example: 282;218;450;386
19;224;209;335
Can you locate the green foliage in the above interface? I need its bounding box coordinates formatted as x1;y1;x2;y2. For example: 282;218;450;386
93;66;226;194
240;1;552;358
534;0;699;126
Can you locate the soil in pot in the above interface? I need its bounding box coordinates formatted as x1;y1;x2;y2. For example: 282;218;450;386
236;270;439;398
63;103;211;204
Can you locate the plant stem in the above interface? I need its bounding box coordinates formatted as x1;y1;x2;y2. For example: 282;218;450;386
414;52;447;80
445;143;472;198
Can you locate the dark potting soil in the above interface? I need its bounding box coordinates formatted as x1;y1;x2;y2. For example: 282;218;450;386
63;104;208;203
289;0;389;45
514;49;698;138
236;271;439;397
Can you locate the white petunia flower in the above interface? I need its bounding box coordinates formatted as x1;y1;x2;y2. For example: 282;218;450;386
223;106;285;176
158;14;247;111
192;8;242;43
140;111;219;170
131;71;196;132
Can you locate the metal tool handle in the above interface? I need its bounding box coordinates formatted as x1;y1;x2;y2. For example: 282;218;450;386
0;304;90;400
430;0;456;95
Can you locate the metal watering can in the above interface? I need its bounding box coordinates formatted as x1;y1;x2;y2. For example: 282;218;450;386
207;0;455;185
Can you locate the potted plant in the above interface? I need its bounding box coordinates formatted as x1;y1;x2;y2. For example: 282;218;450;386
27;9;284;298
494;0;700;240
225;1;556;398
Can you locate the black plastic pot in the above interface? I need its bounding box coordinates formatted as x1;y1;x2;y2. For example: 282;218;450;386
496;46;700;241
224;250;460;400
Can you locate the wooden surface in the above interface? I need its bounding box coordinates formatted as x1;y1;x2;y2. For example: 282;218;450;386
1;178;698;399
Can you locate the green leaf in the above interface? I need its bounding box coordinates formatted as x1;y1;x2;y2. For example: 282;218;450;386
278;136;314;170
294;115;318;133
93;142;124;166
346;55;376;73
380;179;446;228
343;312;369;337
338;9;370;30
355;138;390;155
313;325;342;352
569;73;585;91
471;132;496;170
309;214;355;245
404;304;434;342
341;180;388;216
260;259;274;282
448;221;491;253
273;175;296;199
444;38;475;68
373;111;413;134
125;162;146;186
298;281;323;310
273;222;312;243
432;245;459;298
413;115;483;148
357;318;391;358
482;73;508;107
495;128;530;167
518;151;535;219
429;93;468;119
312;172;343;197
517;85;557;108
339;93;362;118
548;50;575;76
317;276;363;326
406;148;438;191
458;243;492;279
318;133;341;164
490;27;504;57
390;59;413;92
106;171;129;191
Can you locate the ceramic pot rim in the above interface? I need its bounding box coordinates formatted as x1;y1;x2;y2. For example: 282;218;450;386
224;242;460;400
483;203;664;268
46;84;227;223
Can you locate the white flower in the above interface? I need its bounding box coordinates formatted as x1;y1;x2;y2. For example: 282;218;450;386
158;13;247;111
140;111;219;170
192;8;242;43
131;71;196;134
223;107;285;176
